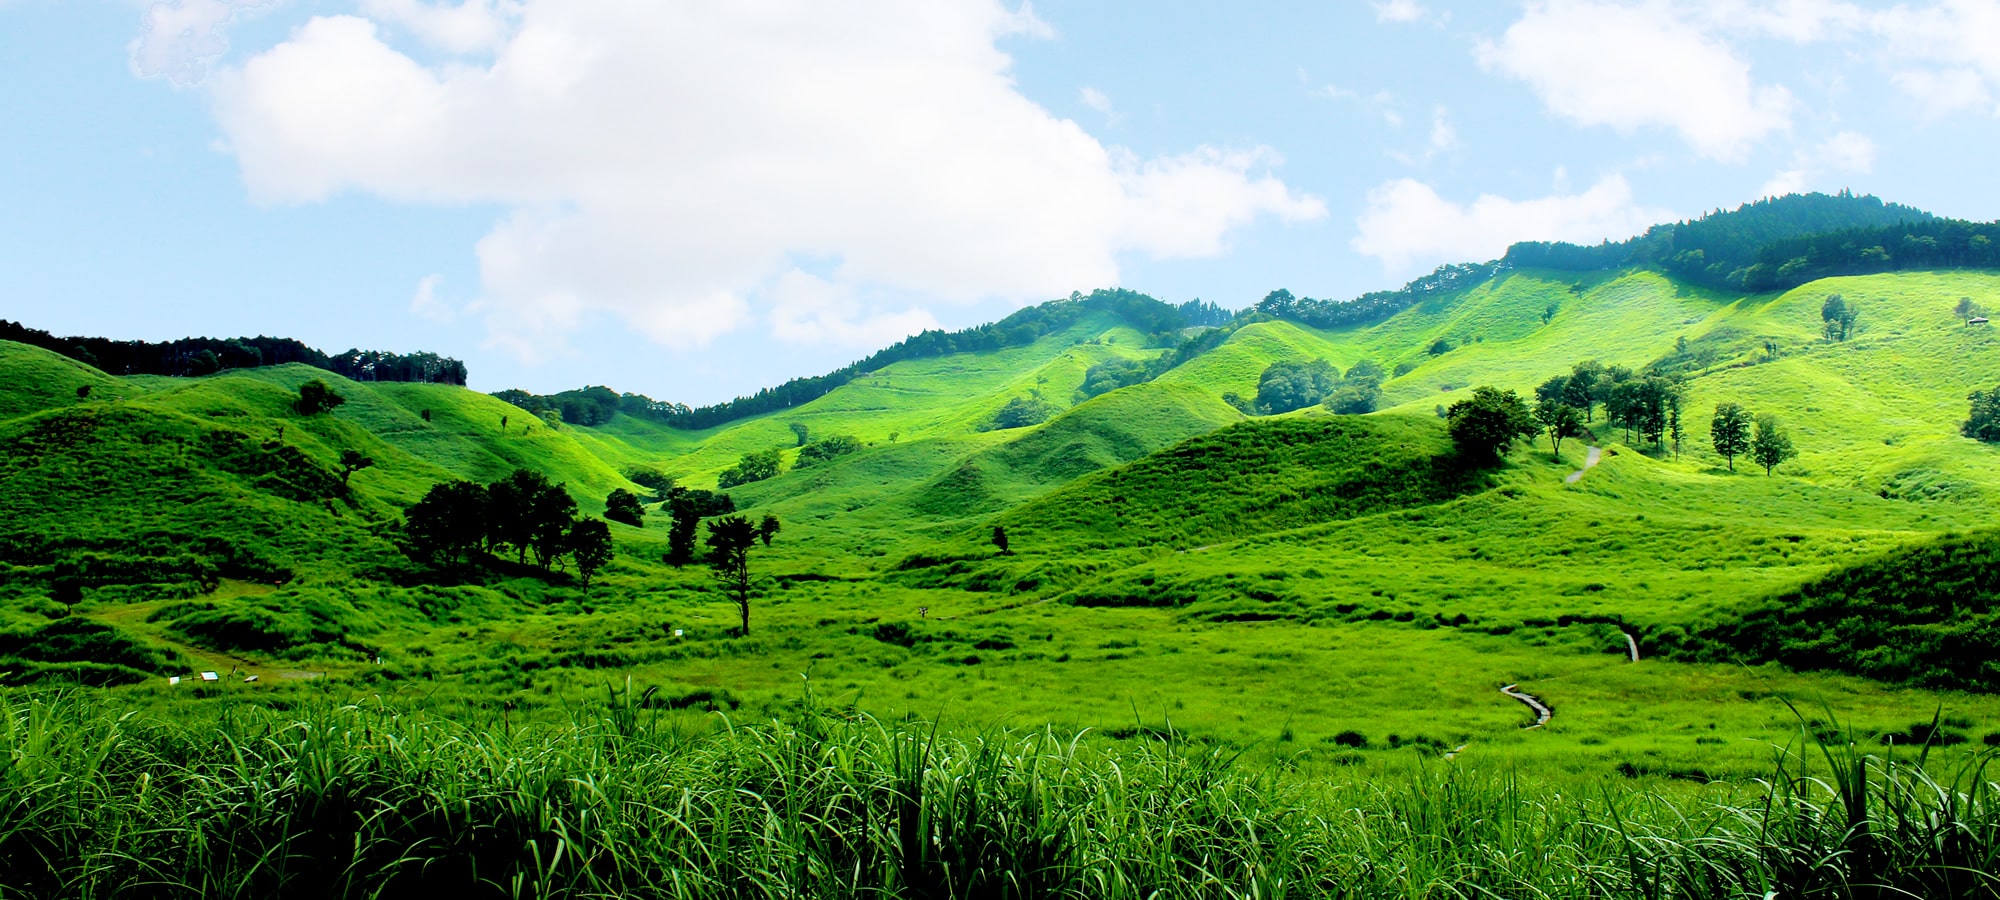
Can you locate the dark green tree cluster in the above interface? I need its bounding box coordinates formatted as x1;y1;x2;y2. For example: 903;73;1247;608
0;319;467;383
1076;357;1152;401
404;470;612;584
604;488;646;527
1708;404;1797;474
1821;294;1859;342
1445;387;1536;461
664;486;736;566
795;435;862;468
718;449;784;488
1320;359;1384;415
1964;386;2000;443
294;379;346;415
626;467;675;499
982;396;1055;431
1254;358;1339;414
337;449;373;486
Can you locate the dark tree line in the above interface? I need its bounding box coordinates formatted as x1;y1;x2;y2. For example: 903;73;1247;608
404;470;613;585
1251;263;1502;333
493;290;1231;432
1499;191;1960;294
0;319;466;384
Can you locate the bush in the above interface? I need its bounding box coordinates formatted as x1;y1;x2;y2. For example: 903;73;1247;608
1255;358;1338;414
796;435;863;468
718;449;784;488
982;397;1055;431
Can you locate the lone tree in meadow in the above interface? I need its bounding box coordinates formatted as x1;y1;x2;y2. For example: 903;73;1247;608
604;488;646;527
758;513;781;547
1822;294;1858;342
338;449;374;487
1445;386;1537;462
1533;399;1586;462
992;525;1011;556
1711;403;1751;472
706;515;764;635
1750;414;1798;476
1963;386;2000;443
295;379;345;415
788;422;810;447
568;518;613;590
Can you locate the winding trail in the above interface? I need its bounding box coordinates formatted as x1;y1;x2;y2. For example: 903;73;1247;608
1500;684;1553;729
1621;631;1641;663
1564;445;1603;484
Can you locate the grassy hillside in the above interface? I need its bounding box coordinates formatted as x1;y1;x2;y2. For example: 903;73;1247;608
11;261;2000;782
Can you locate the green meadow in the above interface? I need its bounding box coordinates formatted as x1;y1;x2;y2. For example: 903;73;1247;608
8;246;2000;893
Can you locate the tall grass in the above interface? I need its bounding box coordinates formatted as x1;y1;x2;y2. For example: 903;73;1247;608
2;690;1996;899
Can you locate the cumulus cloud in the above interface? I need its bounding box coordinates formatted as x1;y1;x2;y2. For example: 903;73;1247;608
129;0;272;85
1759;130;1876;198
1352;175;1669;272
1374;1;1430;23
1475;0;1794;161
203;1;1324;357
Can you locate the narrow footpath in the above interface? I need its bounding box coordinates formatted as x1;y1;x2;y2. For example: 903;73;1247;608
1500;684;1552;729
1564;445;1603;484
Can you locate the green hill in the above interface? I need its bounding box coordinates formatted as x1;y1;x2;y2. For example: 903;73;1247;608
12;194;2000;774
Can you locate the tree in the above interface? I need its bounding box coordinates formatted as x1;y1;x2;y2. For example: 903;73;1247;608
1445;387;1537;462
1255;358;1339;414
50;578;83;615
718;449;784;488
487;469;575;567
295;379;345;415
1750;414;1798;475
983;396;1055;431
75;384;91;400
1565;360;1605;421
1534;375;1570;408
568;518;613;589
1965;386;2000;443
665;486;734;566
706;515;762;634
605;488;646;527
992;525;1011;555
788;422;810;447
758;513;781;547
1711;403;1751;472
1821;293;1858;341
1534;400;1585;461
338;449;374;486
404;480;490;567
796;435;863;468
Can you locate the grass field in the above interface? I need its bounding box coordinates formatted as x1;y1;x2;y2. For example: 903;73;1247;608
7;265;2000;832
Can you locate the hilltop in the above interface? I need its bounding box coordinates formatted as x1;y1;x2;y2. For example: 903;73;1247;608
5;192;2000;778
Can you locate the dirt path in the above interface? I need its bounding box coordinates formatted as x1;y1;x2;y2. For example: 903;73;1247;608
1500;684;1552;729
1563;445;1603;484
1622;630;1640;663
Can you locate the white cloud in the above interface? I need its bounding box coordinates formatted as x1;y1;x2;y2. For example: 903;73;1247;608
1891;68;1994;119
410;273;457;323
1476;0;1793;161
205;2;1323;356
1352;175;1669;272
128;0;271;85
1428;107;1457;153
1374;1;1429;23
1079;86;1120;124
358;0;520;55
1758;129;1875;198
767;270;945;347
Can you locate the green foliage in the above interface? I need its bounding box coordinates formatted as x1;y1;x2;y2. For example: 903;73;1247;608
795;434;862;468
706;514;762;633
404;480;489;567
0;318;467;383
758;513;781;547
718;448;783;488
788;421;810;447
1751;414;1798;475
337;448;373;486
1964;386;2000;443
404;469;586;573
604;488;645;527
0;618;184;685
1534;400;1585;460
569;518;613;588
1711;403;1751;471
1822;293;1859;341
1254;358;1338;414
293;379;345;415
982;396;1055;431
664;486;734;566
1321;360;1385;415
1446;387;1536;461
1077;357;1152;400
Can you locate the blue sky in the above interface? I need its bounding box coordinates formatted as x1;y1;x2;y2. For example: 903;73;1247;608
3;1;1997;404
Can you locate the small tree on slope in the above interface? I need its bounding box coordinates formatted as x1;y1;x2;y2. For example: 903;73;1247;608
1711;403;1751;472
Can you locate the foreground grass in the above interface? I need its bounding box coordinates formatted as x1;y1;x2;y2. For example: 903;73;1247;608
3;691;1996;899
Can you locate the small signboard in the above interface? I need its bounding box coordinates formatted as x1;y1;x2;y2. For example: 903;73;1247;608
199;672;219;682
